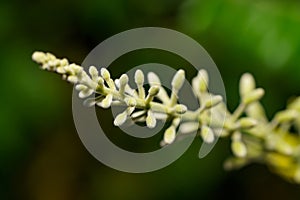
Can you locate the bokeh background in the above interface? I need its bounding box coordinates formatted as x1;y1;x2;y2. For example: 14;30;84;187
1;0;300;199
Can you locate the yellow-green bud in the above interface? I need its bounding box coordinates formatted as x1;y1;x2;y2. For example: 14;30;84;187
242;88;264;105
204;95;223;109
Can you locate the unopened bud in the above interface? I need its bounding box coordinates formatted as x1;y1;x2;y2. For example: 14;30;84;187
239;73;255;97
164;126;176;144
148;86;160;96
201;125;215;143
174;104;187;114
146;110;156;128
171;69;185;91
243;88;264;105
204;95;223;109
135;69;144;86
237;117;257;129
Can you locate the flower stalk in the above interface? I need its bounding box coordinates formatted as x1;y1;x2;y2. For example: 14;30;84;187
32;51;300;184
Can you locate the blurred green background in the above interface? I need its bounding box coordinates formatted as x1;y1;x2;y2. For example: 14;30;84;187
1;0;300;199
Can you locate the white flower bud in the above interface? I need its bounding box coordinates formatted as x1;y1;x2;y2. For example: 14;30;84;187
60;58;69;66
119;74;129;87
204;95;223;109
198;69;208;92
56;66;66;74
146;110;156;128
135;69;144;86
172;117;181;127
89;66;98;76
164;126;176;144
239;73;255;97
75;84;87;91
148;86;160;96
174;104;187;114
147;72;161;86
89;66;99;81
171;69;185;92
179;122;199;134
242;88;265;105
114;111;127;126
32;51;47;63
100;68;110;81
67;75;78;83
201;125;215;143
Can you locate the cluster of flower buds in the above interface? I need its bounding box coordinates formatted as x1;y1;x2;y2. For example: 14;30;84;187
32;51;300;184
